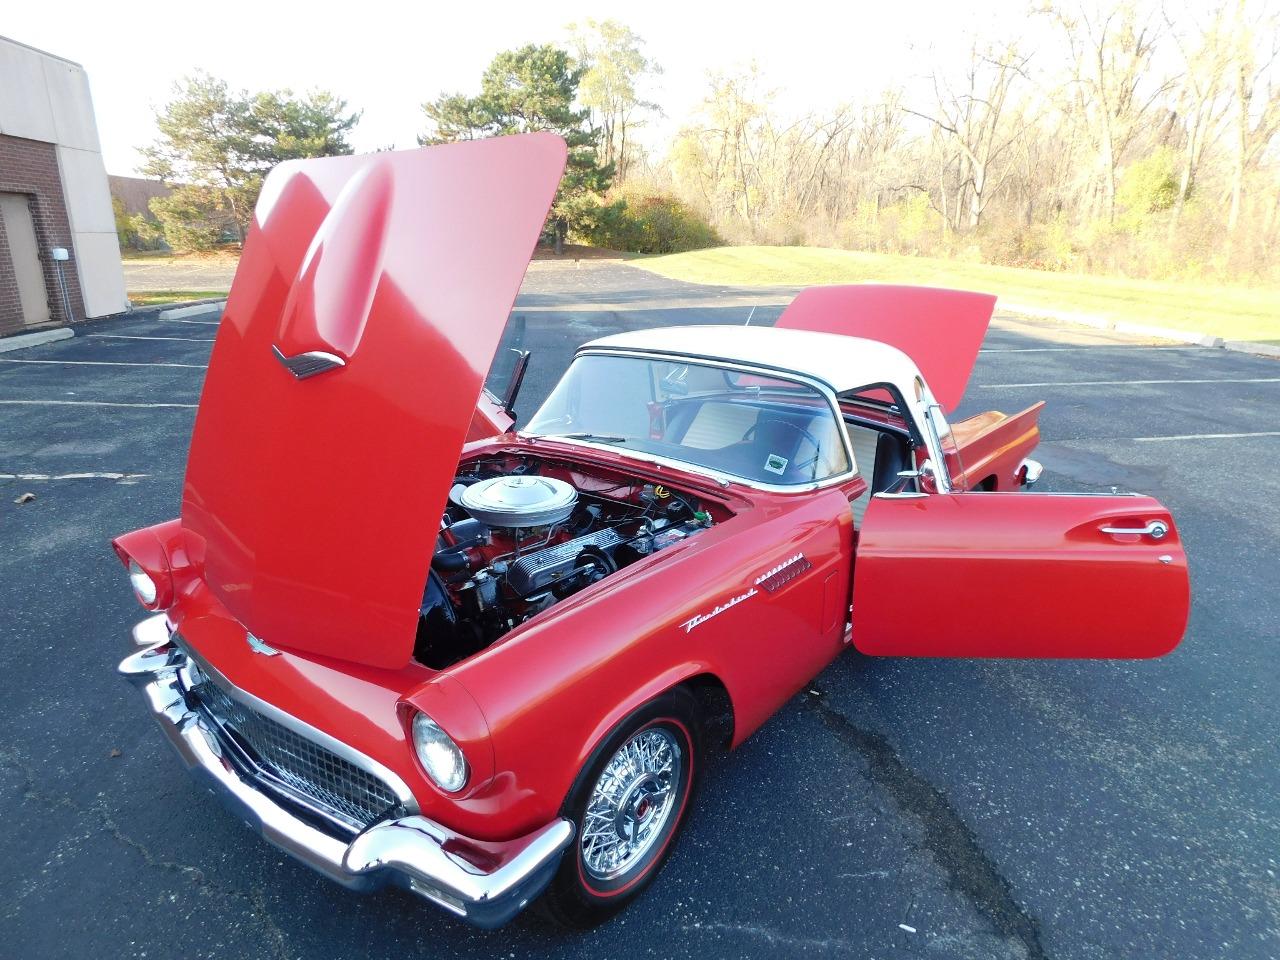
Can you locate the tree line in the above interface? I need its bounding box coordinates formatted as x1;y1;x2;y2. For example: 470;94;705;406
662;0;1280;280
134;2;1280;281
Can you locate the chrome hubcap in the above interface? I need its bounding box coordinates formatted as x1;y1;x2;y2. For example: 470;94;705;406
580;727;682;880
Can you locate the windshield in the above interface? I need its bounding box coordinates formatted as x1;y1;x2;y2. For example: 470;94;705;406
524;354;853;486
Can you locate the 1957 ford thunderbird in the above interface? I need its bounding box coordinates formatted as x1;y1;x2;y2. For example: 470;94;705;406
113;133;1189;929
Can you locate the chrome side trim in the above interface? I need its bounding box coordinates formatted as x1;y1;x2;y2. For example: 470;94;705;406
119;632;573;929
168;633;419;815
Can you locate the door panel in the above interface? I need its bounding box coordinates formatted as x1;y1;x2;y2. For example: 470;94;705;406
852;492;1189;658
0;193;51;327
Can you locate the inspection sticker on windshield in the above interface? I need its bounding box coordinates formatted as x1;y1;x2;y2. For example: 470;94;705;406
764;454;788;476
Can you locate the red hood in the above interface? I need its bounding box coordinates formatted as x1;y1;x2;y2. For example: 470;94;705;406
775;284;995;412
181;134;566;669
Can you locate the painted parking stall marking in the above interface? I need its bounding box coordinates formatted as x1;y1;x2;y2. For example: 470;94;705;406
0;399;197;409
979;376;1280;388
87;334;216;343
1132;431;1280;442
0;472;147;481
978;345;1214;354
0;358;207;369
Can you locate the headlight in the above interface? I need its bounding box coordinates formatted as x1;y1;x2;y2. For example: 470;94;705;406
128;559;158;606
412;713;469;792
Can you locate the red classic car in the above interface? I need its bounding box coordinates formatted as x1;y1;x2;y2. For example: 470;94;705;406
113;134;1189;929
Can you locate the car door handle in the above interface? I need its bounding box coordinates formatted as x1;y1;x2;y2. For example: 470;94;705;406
1101;520;1169;539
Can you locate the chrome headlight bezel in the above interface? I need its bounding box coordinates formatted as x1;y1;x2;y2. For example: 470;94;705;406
128;558;159;607
411;712;469;793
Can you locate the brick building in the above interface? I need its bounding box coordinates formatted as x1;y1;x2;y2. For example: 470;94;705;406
0;36;127;337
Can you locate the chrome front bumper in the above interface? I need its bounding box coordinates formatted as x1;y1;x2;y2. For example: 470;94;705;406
118;619;573;929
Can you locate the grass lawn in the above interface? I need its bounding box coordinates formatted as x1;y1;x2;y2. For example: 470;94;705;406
633;246;1280;344
120;249;241;262
129;290;227;307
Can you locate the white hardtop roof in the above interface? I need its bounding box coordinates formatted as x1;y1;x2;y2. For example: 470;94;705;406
582;325;927;397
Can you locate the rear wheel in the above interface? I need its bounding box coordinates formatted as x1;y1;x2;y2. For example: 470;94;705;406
537;688;700;928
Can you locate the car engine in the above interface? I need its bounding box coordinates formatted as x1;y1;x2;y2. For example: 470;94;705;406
415;457;716;669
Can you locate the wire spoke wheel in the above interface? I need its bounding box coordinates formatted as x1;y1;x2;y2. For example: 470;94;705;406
579;727;682;881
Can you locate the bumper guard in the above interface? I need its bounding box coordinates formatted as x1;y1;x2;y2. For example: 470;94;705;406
118;618;573;929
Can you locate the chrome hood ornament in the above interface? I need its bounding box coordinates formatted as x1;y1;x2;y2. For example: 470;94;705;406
246;631;280;656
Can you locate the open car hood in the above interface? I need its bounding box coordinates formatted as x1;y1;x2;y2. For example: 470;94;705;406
181;134;566;669
775;284;995;412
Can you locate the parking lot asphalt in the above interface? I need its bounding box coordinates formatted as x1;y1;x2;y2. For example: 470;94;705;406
2;259;1277;960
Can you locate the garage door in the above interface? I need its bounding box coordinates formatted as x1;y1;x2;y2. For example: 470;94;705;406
0;193;51;329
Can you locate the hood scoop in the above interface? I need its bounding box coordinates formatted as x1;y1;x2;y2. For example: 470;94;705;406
458;475;578;528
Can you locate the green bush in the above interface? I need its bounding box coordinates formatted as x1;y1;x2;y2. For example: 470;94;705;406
149;185;232;252
571;187;721;254
1117;147;1179;230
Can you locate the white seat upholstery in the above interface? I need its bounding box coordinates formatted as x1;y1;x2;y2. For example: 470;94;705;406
846;424;881;526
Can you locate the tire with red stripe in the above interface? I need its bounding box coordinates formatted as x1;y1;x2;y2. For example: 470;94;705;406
537;687;701;928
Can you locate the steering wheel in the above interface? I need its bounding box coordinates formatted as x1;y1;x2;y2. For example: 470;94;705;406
742;417;822;478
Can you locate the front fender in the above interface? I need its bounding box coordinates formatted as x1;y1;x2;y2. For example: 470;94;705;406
439;488;852;841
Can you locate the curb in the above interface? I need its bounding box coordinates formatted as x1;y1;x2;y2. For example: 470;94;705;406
0;328;74;354
1000;299;1273;357
1223;340;1280;359
1111;320;1223;348
158;299;226;321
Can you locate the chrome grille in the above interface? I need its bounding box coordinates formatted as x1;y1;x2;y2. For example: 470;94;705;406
192;676;403;832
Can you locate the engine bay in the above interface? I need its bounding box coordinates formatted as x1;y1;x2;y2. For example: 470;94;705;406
415;452;728;669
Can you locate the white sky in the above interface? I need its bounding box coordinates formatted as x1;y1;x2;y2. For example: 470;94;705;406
7;0;1057;175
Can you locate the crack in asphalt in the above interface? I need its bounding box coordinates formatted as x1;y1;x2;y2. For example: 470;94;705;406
0;748;291;958
680;921;856;953
803;691;1049;960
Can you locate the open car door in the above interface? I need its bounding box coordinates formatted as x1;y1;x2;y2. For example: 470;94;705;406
851;492;1189;658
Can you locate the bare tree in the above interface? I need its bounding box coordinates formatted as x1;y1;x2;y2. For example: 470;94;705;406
1051;1;1174;224
568;19;662;179
905;42;1033;230
1225;0;1280;240
1162;3;1234;238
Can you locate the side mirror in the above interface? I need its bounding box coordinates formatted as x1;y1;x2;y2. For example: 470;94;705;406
918;459;940;494
885;468;921;495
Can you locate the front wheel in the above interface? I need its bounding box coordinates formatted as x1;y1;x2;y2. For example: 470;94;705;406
537;688;701;928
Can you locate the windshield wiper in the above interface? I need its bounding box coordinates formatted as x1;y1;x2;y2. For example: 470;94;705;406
542;432;630;444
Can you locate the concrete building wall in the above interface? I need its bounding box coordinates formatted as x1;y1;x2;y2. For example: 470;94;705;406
109;174;170;219
0;36;127;332
0;136;86;330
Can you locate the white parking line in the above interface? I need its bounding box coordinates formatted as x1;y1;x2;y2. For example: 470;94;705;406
88;334;215;343
980;377;1280;388
0;399;196;408
0;358;206;369
161;319;221;325
1133;431;1280;442
978;346;1208;354
1;472;148;480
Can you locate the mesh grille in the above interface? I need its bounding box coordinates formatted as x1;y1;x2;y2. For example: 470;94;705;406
193;677;402;831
